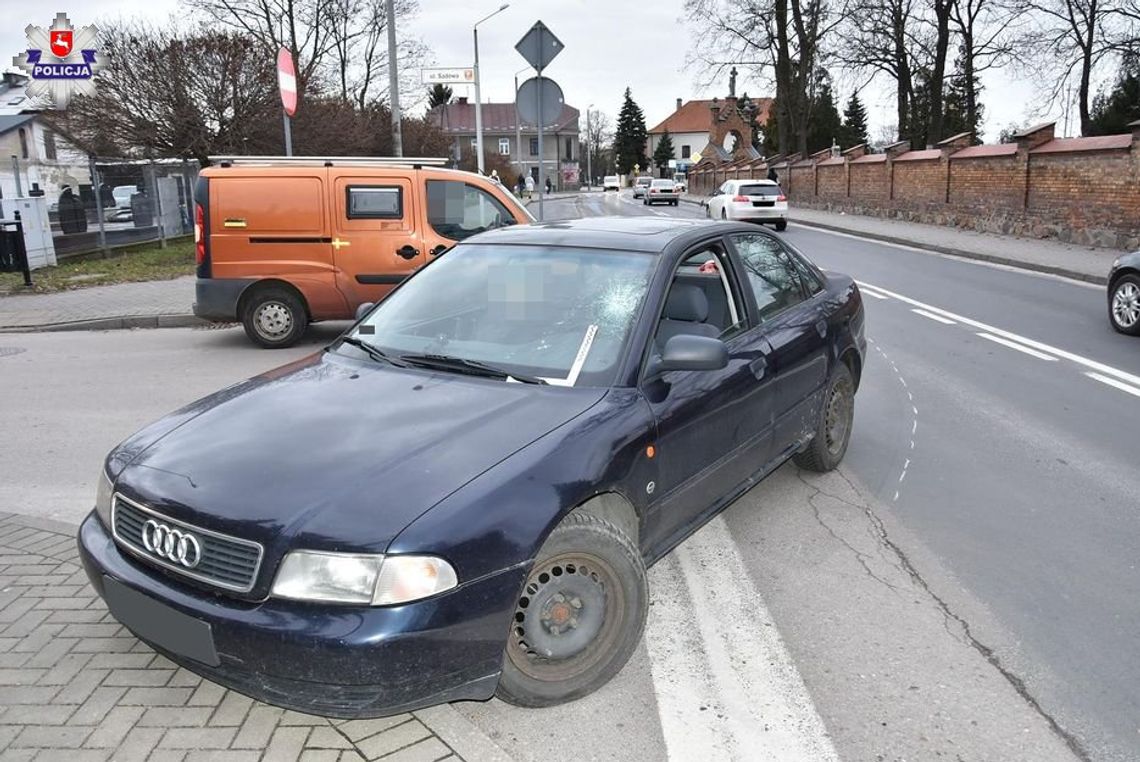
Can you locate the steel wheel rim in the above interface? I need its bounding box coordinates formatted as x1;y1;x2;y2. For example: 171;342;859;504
1112;282;1140;328
255;302;292;339
824;378;853;456
506;551;624;683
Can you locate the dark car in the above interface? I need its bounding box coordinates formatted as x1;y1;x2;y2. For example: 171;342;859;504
1108;251;1140;335
79;218;866;718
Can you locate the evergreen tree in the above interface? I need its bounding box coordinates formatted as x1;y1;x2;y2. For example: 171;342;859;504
652;130;675;176
739;92;764;151
427;84;453;108
806;70;842;153
614;88;648;175
943;53;984;143
1089;53;1140;136
838;93;869;148
763;100;781;155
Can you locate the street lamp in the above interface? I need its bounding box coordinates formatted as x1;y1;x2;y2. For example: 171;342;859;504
514;66;529;185
473;3;510;174
585;104;594;190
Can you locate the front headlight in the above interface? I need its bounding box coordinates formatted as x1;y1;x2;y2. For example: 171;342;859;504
271;551;457;606
95;468;114;529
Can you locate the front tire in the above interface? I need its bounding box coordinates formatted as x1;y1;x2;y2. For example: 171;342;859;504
241;286;308;349
721;209;727;220
794;362;855;472
496;512;648;708
1109;274;1140;335
775;219;788;231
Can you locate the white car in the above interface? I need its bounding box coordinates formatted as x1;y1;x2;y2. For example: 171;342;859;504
603;175;621;191
706;179;788;230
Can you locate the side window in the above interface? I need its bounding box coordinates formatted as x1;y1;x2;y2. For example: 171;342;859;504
730;233;807;321
663;245;747;341
346;185;402;219
426;180;516;242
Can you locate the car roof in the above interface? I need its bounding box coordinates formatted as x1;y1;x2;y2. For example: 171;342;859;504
737;178;778;185
465;216;736;252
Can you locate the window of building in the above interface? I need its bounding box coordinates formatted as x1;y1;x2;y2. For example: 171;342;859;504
426;180;517;242
564;138;572;160
43;130;57;160
18;128;28;159
499;138;510;155
681;145;691;159
470;138;478;148
346;185;403;219
529;137;539;156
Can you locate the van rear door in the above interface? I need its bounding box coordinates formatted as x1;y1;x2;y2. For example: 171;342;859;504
331;174;421;306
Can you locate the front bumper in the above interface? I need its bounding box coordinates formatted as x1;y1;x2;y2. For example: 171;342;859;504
78;512;524;718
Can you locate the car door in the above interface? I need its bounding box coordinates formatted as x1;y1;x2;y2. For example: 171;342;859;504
419;177;519;262
331;174;421;306
640;239;775;553
727;231;830;463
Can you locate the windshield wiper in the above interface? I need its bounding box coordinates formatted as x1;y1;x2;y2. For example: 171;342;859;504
399;353;547;384
338;336;408;367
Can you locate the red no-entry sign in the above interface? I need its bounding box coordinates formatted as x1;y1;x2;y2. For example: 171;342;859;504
277;48;297;117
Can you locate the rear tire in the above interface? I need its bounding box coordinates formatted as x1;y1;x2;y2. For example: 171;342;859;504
1109;274;1140;335
241;285;308;349
775;219;788;231
496;512;647;708
794;362;855;472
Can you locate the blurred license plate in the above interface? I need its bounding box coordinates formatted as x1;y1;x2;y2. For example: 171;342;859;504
103;576;220;666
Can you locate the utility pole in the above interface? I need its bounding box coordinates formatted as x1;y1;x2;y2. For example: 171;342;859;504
473;4;509;173
585;104;593;190
386;0;403;156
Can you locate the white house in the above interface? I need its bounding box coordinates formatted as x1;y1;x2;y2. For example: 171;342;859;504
647;96;773;173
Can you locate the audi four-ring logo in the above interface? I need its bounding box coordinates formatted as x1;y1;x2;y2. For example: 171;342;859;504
141;519;202;568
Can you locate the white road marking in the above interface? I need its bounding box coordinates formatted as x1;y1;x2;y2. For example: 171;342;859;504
794;223;1103;289
911;308;957;325
874;343;918;504
860;289;889;300
975;332;1059;362
645;517;839;761
858;281;1140;387
1085;371;1140;399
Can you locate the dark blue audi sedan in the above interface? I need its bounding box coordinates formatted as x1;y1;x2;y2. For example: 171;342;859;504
79;217;865;717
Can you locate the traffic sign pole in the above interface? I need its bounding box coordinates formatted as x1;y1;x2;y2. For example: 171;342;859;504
283;114;293;156
515;20;564;221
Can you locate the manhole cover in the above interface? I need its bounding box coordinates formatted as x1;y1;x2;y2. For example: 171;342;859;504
0;347;27;358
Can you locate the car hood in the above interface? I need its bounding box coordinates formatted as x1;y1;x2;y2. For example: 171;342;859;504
114;351;605;566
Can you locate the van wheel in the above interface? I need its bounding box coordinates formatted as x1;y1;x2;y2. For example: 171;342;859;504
241;286;308;349
497;512;647;707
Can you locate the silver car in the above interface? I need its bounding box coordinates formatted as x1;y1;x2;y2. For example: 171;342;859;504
632;176;653;199
644;178;679;206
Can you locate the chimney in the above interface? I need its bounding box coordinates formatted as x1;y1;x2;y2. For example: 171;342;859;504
1130;119;1140;145
457;96;468;105
676;98;683;112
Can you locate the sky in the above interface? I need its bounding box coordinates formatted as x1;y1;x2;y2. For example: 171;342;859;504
0;0;1080;143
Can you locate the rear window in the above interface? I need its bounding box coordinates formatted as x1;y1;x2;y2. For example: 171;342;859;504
636;177;652;185
739;184;783;197
651;179;674;188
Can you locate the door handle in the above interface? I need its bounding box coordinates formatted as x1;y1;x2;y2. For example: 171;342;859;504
815;319;828;338
430;245;448;257
749;356;768;380
396;245;419;260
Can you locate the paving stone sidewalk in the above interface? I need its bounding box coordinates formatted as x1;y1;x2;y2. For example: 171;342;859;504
0;512;476;762
681;193;1121;283
0;277;197;331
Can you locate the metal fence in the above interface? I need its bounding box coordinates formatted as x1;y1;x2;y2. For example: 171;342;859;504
47;158;198;259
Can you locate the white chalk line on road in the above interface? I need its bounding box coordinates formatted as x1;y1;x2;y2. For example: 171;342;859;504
645;516;838;762
857;280;1140;394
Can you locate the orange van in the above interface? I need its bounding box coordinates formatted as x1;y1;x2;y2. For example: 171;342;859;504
193;157;534;347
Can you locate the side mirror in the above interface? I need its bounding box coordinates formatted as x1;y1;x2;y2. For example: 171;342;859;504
355;302;375;321
646;334;729;378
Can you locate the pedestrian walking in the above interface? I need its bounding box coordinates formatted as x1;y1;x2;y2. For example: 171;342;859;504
767;166;779;184
545;177;553;195
524;174;535;199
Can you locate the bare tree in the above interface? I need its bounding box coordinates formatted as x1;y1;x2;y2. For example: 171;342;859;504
950;0;1023;140
60;20;279;163
837;0;920;141
1025;0;1122;134
684;0;842;155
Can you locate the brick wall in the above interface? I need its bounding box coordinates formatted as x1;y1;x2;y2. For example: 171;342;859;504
747;123;1140;250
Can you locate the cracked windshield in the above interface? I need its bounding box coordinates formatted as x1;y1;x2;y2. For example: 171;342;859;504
1;0;1138;761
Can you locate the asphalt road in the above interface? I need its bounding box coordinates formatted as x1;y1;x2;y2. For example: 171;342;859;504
3;191;1135;760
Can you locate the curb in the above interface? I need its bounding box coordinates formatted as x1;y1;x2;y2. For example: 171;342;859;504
678;195;1105;285
414;705;514;762
0;313;207;333
788;218;1107;286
